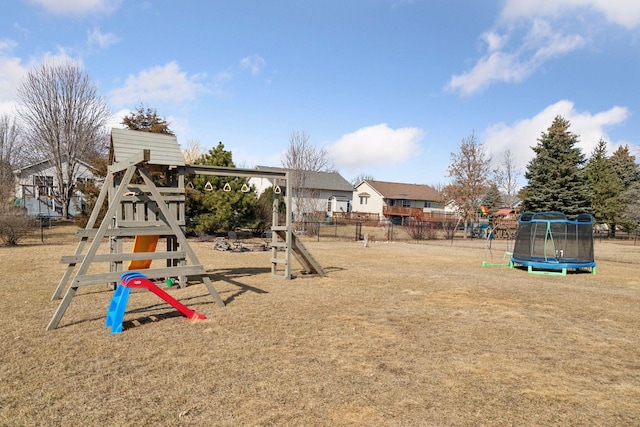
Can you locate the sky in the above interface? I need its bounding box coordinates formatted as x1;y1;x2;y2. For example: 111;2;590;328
1;0;639;187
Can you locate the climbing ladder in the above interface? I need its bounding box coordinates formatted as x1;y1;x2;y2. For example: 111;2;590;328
48;130;225;330
273;230;325;276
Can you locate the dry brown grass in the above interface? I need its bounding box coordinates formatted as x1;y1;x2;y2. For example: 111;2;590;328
1;223;639;426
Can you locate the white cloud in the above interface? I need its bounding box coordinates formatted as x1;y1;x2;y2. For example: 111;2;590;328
108;62;207;107
328;123;424;173
483;100;630;171
0;39;28;106
240;54;266;76
447;0;639;96
482;31;508;52
87;27;119;50
105;108;129;131
1;42;83;113
501;0;640;29
446;21;585;96
27;0;122;15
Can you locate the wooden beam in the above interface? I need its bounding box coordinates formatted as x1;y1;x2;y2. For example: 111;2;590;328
61;251;186;264
107;149;150;174
76;226;175;237
184;164;287;179
138;166;225;307
73;265;206;286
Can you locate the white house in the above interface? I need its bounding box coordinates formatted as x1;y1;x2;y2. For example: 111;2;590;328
13;156;96;218
249;166;354;219
353;180;447;224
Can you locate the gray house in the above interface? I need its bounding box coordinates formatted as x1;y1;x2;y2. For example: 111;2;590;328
249;166;354;219
13;155;96;218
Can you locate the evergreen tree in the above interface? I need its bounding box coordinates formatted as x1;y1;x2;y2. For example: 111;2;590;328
584;139;624;230
609;145;640;190
621;183;640;232
254;186;286;233
521;116;591;216
609;145;640;233
185;142;258;234
122;104;174;135
480;182;502;212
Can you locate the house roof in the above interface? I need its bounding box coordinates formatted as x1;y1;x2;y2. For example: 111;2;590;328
12;155;94;176
255;166;354;192
494;208;516;216
361;180;441;201
109;128;185;167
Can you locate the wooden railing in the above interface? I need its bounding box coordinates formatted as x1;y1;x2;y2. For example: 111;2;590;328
382;206;424;217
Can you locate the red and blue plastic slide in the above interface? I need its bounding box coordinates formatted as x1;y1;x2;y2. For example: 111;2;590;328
106;272;206;334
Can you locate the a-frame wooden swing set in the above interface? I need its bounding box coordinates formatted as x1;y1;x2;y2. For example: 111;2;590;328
47;129;324;330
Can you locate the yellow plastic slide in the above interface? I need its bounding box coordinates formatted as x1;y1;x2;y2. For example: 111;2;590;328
128;235;159;270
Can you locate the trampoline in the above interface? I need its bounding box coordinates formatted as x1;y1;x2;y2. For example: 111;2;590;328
511;212;596;275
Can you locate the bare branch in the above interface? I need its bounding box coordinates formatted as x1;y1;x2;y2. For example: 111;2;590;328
281;130;335;219
493;149;521;208
443;132;491;234
16;59;111;218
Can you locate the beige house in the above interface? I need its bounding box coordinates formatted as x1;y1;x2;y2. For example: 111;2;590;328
353;180;447;224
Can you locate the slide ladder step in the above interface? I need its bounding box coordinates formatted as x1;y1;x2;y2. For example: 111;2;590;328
105;284;131;334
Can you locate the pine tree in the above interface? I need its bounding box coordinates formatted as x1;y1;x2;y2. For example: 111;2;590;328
584;139;624;230
621;183;640;232
609;145;640;190
122;104;174;135
609;145;640;234
480;182;502;212
185;142;258;234
521;116;591;216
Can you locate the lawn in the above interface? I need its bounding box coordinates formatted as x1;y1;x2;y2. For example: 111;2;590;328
1;223;639;426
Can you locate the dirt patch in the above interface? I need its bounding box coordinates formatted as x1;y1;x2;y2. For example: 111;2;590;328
1;224;639;426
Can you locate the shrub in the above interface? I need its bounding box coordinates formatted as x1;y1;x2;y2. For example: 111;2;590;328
0;208;35;245
442;220;458;240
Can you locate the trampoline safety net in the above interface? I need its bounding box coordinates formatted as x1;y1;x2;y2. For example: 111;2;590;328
512;211;595;270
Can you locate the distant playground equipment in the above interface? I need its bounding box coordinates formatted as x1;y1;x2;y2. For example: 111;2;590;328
47;129;324;330
106;272;206;334
510;212;596;276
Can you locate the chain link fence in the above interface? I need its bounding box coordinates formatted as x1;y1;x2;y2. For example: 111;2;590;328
295;218;460;243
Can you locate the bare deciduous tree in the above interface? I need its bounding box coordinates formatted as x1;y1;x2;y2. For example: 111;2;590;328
16;60;110;218
493;149;521;209
181;138;204;164
350;172;374;187
0;114;21;204
281;130;334;220
443;132;491;237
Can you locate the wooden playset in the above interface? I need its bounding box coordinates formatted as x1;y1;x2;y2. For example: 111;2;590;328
47;129;324;330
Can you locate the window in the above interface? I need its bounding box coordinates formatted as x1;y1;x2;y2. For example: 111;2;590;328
34;175;53;187
424;201;431;208
401;200;411;208
359;196;368;205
